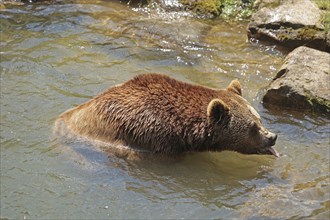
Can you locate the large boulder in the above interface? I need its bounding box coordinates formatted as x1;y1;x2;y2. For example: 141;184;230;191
248;0;329;52
263;46;330;113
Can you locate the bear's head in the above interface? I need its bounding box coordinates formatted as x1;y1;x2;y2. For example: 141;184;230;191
207;80;279;157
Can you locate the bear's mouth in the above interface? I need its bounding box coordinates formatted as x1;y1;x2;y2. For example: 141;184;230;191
258;146;280;157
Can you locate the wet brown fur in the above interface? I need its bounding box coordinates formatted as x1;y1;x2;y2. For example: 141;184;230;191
55;73;276;157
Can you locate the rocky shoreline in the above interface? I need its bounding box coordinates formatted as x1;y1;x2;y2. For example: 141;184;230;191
182;0;330;114
248;0;329;52
248;0;329;114
263;46;330;113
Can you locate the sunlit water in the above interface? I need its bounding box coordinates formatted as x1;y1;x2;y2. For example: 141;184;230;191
1;1;329;219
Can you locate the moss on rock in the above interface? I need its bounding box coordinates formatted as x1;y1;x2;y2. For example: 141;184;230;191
179;0;254;19
296;27;320;40
304;90;330;112
195;0;221;15
312;0;330;32
220;0;254;20
179;0;222;16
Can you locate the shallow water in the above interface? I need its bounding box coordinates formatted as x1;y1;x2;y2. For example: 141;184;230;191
1;1;329;219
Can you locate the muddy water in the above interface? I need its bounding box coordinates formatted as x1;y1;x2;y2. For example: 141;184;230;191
1;1;329;219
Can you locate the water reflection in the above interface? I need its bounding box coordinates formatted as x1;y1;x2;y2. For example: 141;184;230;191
53;137;278;219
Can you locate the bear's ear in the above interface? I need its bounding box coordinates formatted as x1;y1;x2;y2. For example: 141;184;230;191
227;79;242;96
207;99;230;122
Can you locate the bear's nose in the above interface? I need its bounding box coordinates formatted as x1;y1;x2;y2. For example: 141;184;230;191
268;133;277;146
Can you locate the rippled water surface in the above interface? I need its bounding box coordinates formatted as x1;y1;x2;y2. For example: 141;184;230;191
1;1;329;219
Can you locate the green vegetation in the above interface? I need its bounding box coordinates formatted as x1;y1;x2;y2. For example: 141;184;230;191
278;33;291;41
297;27;319;39
219;0;254;20
180;0;222;16
179;0;254;20
312;0;330;32
321;10;330;32
179;0;329;26
313;0;330;10
304;90;330;112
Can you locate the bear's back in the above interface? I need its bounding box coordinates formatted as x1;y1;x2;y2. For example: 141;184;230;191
91;74;220;153
58;74;222;154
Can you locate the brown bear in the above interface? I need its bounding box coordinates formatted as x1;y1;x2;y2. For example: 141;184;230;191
54;73;278;158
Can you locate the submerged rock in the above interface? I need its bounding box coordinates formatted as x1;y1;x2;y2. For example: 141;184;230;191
248;0;329;52
263;46;330;113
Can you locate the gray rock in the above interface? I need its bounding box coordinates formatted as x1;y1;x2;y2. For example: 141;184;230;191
263;46;330;113
248;0;329;52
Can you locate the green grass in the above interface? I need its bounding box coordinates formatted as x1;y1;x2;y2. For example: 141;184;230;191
313;0;330;10
312;0;330;32
219;0;254;21
178;0;254;20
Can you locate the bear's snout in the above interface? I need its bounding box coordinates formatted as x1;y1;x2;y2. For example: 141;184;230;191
267;132;277;147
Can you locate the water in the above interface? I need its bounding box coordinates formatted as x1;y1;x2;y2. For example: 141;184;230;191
1;1;329;219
